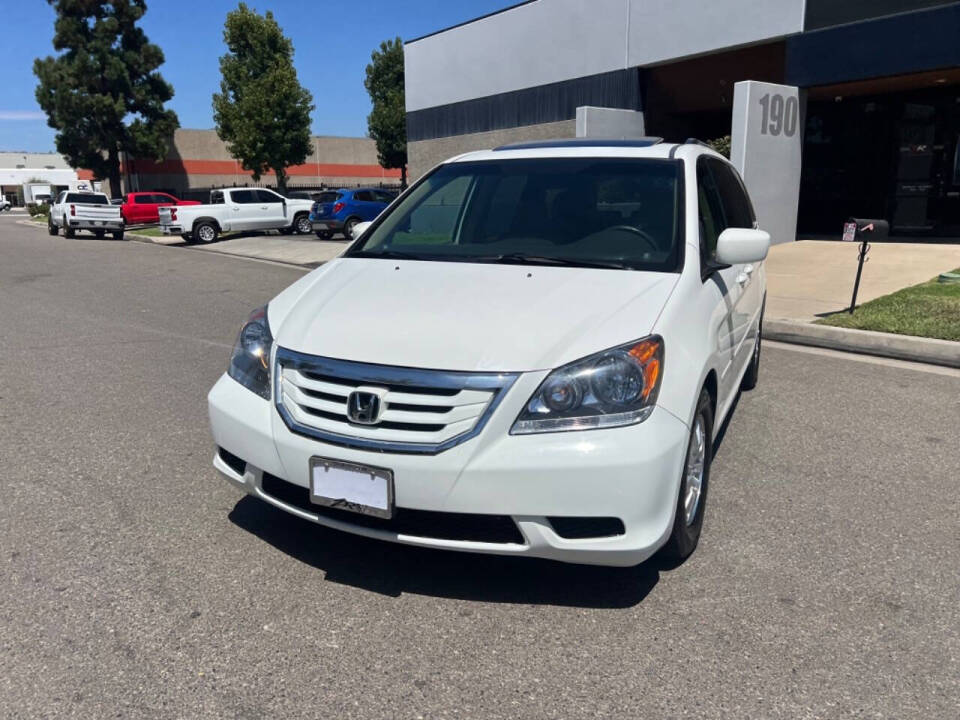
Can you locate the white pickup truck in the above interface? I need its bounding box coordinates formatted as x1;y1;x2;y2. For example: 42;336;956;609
49;190;124;239
159;188;314;244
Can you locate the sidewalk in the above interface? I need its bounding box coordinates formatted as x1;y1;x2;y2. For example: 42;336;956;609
766;240;960;321
134;231;347;267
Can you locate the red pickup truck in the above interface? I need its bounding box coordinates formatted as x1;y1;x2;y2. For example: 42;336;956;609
120;192;200;225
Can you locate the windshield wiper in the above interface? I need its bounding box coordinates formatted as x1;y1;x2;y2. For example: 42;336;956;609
471;253;633;270
347;249;433;260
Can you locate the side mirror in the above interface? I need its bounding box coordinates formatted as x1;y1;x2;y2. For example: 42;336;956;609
715;228;771;265
349;221;372;239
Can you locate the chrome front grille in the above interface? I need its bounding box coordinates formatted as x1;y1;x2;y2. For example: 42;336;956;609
274;347;518;454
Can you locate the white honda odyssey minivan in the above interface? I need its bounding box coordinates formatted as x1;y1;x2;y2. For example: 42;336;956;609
208;138;769;566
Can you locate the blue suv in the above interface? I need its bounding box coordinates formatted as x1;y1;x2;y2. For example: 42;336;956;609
309;188;397;239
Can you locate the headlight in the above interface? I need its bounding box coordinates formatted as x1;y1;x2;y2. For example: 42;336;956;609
228;306;273;399
511;336;663;435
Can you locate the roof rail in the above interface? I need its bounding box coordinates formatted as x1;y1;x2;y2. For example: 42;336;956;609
684;138;714;149
494;138;664;151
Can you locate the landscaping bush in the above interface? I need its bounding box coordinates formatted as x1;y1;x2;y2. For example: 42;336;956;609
707;135;731;158
26;203;50;219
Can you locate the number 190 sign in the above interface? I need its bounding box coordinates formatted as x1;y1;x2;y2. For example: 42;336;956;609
758;93;799;137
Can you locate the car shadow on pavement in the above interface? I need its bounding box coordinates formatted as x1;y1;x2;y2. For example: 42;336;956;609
228;496;661;608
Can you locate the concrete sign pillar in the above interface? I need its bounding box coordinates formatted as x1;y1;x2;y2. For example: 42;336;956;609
731;81;804;245
576;106;646;138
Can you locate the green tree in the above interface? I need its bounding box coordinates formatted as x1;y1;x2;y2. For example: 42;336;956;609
33;0;178;195
364;37;407;188
212;3;314;193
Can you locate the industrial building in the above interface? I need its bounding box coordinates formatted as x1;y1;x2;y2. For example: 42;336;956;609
0;152;94;206
404;0;960;238
2;129;399;205
121;129;401;198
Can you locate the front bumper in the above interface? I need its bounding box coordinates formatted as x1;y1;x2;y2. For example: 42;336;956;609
208;371;689;567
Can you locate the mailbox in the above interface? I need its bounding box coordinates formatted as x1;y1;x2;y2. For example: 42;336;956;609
845;218;889;314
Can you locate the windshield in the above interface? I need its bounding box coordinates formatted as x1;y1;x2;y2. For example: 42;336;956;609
347;158;683;271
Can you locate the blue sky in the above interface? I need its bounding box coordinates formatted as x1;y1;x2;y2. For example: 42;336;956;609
0;0;518;152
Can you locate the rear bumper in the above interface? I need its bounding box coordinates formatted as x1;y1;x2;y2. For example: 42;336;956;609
161;225;183;235
310;217;343;232
68;219;123;230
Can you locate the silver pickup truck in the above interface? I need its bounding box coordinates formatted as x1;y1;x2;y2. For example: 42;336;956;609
49;190;124;239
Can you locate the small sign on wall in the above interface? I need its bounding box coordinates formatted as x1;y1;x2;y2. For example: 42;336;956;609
731;81;804;245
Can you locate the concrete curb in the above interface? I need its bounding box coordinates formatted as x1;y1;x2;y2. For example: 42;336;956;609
764;319;960;368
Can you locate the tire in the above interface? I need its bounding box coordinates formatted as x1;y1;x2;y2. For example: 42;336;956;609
94;230;105;239
193;221;218;244
47;215;58;236
180;233;193;243
294;213;312;235
112;230;124;240
315;230;333;240
63;217;75;239
741;302;764;391
659;387;714;564
343;216;359;239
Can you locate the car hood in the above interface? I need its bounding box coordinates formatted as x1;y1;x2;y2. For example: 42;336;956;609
270;258;678;372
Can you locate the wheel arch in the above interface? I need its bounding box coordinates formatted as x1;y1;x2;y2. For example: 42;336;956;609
191;216;222;232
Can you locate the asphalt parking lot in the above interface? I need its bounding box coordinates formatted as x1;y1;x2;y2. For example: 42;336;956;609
1;215;958;719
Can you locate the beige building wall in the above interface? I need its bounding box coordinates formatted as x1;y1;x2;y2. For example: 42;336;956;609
126;129;399;193
408;120;576;180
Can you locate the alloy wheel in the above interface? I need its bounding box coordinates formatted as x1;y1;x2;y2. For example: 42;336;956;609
683;414;707;526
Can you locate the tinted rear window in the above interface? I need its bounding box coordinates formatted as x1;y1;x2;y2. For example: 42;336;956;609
66;193;108;205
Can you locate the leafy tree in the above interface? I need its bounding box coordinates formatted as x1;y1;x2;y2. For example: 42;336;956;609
212;3;314;193
33;0;178;195
365;37;407;188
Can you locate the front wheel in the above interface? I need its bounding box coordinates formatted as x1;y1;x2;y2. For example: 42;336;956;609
112;230;124;240
343;217;359;239
315;230;333;240
658;388;713;564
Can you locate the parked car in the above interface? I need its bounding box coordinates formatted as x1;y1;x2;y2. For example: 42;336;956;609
309;187;397;239
158;187;314;243
0;197;11;212
48;190;124;239
208;138;769;567
120;191;200;225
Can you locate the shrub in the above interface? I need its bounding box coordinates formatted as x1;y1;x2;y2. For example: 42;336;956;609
26;203;50;218
707;135;731;158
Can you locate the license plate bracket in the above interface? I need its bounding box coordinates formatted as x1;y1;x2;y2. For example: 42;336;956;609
309;457;394;519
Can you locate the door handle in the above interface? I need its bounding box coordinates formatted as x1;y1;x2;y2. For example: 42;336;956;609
232;207;239;212
737;271;749;286
743;263;754;275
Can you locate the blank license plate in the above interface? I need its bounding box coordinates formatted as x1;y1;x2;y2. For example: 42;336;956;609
309;457;393;519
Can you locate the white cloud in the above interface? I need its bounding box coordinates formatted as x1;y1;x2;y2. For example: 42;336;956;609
0;111;46;121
